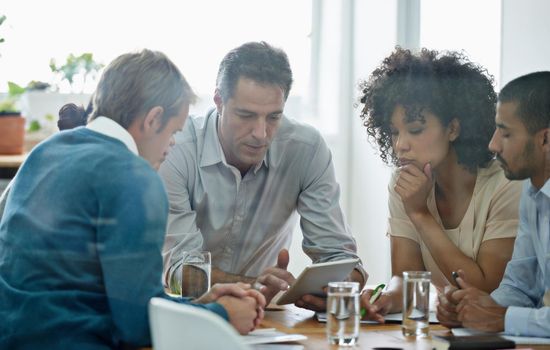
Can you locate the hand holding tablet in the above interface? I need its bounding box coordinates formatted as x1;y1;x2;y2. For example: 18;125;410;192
275;258;359;305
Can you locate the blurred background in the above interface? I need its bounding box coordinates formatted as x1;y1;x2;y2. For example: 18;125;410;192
1;0;549;284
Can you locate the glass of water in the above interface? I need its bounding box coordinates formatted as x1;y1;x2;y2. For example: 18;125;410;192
402;271;431;337
326;281;360;346
181;251;211;299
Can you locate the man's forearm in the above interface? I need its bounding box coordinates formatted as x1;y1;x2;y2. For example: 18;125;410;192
212;267;256;285
350;267;367;289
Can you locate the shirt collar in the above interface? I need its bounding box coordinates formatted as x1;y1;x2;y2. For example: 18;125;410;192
86;116;139;155
527;177;550;199
200;110;268;173
199;110;224;167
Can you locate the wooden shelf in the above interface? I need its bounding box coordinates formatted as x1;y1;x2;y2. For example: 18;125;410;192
0;153;27;168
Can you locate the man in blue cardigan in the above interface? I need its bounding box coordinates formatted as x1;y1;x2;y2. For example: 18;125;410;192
0;49;264;349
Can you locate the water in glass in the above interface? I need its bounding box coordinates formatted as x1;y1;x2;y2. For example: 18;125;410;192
402;271;430;337
326;282;360;346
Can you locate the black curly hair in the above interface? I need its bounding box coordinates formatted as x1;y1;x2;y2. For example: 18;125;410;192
358;47;497;172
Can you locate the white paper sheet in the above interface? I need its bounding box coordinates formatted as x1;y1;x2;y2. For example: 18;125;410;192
242;329;307;345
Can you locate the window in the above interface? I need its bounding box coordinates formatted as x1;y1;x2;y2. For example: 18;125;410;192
0;1;312;116
420;0;501;86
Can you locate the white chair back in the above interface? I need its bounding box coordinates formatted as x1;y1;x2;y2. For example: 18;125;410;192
148;297;251;350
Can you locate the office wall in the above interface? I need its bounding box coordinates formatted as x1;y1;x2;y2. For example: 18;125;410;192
500;0;550;87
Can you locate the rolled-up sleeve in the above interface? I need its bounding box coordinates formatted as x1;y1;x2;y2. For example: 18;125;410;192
158;144;204;290
491;182;550;337
504;306;550;337
296;133;366;281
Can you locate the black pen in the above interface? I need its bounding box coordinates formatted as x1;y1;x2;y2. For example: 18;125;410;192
451;271;461;289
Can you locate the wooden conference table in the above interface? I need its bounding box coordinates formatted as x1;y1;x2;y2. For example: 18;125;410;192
144;304;550;349
258;305;549;350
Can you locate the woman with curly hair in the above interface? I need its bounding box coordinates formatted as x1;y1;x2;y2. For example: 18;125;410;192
358;47;522;322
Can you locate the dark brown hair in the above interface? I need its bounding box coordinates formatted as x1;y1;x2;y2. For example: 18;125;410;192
216;41;293;102
57;101;91;131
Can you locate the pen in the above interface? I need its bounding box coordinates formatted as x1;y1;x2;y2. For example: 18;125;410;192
451;271;461;289
360;283;386;318
369;283;386;304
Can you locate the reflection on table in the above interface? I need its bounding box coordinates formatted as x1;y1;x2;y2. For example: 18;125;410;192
140;302;550;349
258;304;550;350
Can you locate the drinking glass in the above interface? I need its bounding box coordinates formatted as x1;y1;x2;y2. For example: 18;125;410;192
402;271;431;337
326;281;360;346
180;251;211;299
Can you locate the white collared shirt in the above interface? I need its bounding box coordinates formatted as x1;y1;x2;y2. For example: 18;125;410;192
86;116;139;156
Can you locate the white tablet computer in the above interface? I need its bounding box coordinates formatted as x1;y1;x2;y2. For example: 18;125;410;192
275;258;359;305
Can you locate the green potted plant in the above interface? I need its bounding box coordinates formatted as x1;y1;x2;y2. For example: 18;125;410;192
21;54;100;145
0;15;26;155
17;53;101;143
0;82;26;154
19;80;53;135
49;53;103;93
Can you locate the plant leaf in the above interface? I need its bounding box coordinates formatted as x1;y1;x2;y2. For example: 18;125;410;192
28;120;41;132
7;81;25;97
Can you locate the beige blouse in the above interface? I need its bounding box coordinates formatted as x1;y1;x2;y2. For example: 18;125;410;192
387;160;523;288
